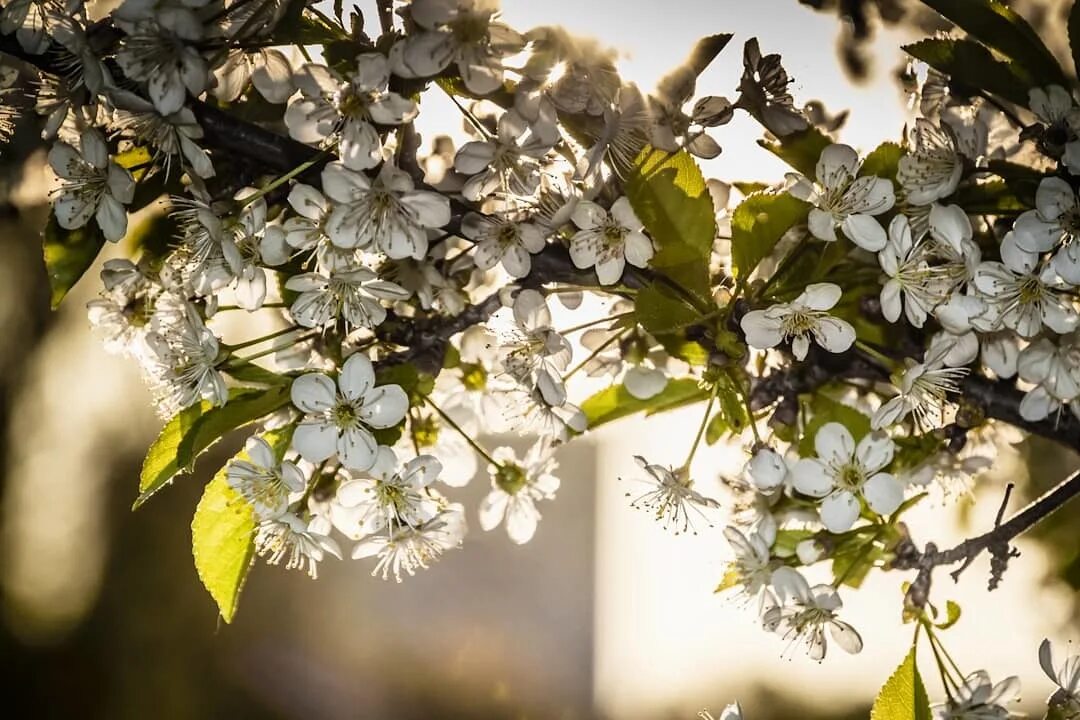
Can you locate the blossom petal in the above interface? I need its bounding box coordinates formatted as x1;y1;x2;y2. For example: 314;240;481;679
863;473;903;516
291;372;337;412
815;422;854;465
359;385;409;428
338;426;378;470
820;490;860;533
339;353;376;402
791;458;833;498
293;420;338;462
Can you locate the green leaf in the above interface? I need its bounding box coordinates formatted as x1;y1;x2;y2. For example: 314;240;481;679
757;126;832;178
136;385;292;508
124;212;179;269
935;600;962;630
635;283;710;365
903;38;1032;107
870;647;932;720
636;283;701;334
893;433;945;475
767;238;851;301
832;533;882;589
733;181;769;196
730;192;810;280
918;0;1065;86
950;180;1027;214
191;426;293;622
705;372;751;445
1071;1;1080;79
626;146;716;303
581;378;706;430
192;473;254;623
860;142;904;182
223;363;291;387
798;393;872;457
42;217;106;309
773;528;816;558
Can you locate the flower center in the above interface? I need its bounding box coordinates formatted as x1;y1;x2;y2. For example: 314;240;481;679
782;309;821;336
495;462;528;495
836;462;865;491
331;400;361;428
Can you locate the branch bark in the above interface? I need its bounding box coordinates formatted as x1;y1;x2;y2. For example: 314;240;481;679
893;468;1080;606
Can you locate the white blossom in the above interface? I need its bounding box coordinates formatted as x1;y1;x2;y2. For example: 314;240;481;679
329;446;442;539
226;435;306;520
973;232;1078;338
1040;638;1080;715
568;197;654;285
212;47;293;104
462;211;546;278
495;289;572;406
872;346;968;431
454;100;559;200
478;442;560;544
114;4;209;116
1012;177;1080;285
897;118;964;205
787;143;895;251
353;503;466;582
745;446;788;492
1017;334;1080;422
623;455;719;534
255;512;342;579
323;160;451;259
761;566;863;661
286;56;417;170
390;0;525;95
290;353;409;471
286;267;409;331
740;283;855;361
792;422;901;532
933;671;1020;720
48;129;134;241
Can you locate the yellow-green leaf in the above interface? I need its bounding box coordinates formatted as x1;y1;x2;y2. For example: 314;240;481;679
626;146;716;303
730;192;810;280
757;126;832;178
861;142;903;182
581;378;706;430
191;471;256;624
191;426;293;622
136;385;292;508
870;647;932;720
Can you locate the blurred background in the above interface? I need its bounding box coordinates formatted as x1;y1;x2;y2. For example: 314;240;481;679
1;1;1079;718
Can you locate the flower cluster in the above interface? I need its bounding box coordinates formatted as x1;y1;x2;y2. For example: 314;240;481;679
6;0;1080;708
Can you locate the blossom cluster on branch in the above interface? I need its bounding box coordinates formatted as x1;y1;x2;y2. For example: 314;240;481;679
3;0;1080;716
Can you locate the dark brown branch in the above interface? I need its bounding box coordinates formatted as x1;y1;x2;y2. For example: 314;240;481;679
375;0;395;35
894;469;1080;607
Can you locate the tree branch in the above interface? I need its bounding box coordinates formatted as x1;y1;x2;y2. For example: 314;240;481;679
893;468;1080;607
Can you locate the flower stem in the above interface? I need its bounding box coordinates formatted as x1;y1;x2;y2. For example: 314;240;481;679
227;325;302;352
558;311;634;336
241;151;330;208
682;382;719;471
424;396;500;467
733;371;762;445
230;331;320;364
855;340;896;370
563;326;629;381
